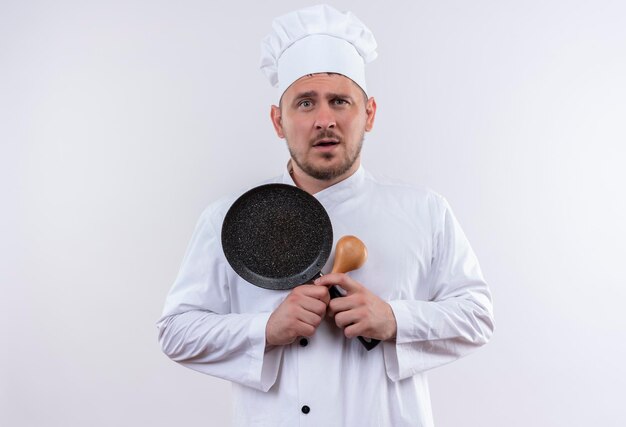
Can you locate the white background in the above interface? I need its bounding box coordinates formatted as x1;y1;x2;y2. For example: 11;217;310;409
2;1;625;426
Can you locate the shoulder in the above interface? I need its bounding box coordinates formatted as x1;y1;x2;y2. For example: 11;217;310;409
198;173;285;228
363;169;446;208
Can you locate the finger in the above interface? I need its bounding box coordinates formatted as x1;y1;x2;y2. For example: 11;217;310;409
290;287;330;313
334;310;361;329
294;320;316;338
296;309;324;328
343;323;364;339
298;296;329;318
314;273;362;294
327;295;357;317
295;284;332;303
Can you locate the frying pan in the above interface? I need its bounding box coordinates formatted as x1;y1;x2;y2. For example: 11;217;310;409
221;183;333;290
221;183;380;350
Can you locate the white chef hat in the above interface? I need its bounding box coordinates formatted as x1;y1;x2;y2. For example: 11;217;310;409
260;4;378;97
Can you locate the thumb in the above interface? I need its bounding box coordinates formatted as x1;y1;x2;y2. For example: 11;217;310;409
314;273;361;294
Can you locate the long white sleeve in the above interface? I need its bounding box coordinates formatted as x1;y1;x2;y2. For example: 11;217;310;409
157;205;283;391
383;196;494;381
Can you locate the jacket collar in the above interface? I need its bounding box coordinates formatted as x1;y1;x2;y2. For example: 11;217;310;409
281;161;366;207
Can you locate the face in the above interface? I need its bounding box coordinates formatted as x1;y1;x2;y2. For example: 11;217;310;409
271;74;376;182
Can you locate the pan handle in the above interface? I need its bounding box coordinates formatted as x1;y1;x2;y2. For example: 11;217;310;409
328;286;381;351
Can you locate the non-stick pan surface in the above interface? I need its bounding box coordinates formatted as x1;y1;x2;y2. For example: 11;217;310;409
221;183;333;290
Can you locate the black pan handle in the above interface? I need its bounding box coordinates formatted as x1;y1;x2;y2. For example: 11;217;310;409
329;286;381;351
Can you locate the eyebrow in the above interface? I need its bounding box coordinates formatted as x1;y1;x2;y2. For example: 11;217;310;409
293;91;318;101
292;91;354;102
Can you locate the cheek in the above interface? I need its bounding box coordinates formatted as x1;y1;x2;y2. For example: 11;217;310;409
282;114;298;130
343;115;366;136
286;119;311;140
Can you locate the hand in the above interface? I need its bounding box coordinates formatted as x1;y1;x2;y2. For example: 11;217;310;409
265;284;331;346
315;273;397;341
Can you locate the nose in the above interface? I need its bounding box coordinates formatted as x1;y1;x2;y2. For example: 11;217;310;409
314;104;336;130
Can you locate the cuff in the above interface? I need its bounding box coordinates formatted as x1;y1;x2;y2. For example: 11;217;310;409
245;311;284;392
383;300;426;382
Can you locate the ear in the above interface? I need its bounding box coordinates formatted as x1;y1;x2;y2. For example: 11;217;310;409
270;105;285;138
364;97;377;132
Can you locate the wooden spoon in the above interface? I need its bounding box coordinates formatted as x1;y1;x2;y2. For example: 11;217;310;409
331;235;368;274
327;236;380;351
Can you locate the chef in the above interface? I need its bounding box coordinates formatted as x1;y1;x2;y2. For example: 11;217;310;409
157;4;494;427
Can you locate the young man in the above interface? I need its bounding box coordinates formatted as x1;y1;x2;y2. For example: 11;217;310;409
158;5;494;426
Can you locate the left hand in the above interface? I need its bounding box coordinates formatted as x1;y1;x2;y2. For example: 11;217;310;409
314;273;397;341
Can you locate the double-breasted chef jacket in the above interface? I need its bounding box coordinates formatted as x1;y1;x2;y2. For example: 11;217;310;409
158;165;494;427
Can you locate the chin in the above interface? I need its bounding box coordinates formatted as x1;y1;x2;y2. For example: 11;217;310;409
304;160;354;181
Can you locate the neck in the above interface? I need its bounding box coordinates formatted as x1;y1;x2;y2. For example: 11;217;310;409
288;160;360;195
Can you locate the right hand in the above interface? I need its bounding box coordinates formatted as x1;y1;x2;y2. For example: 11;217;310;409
265;284;330;346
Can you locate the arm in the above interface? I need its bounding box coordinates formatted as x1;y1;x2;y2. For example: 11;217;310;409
317;196;494;381
384;196;494;380
156;206;282;392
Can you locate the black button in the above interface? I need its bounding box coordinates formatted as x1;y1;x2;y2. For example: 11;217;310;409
301;405;310;414
299;338;308;347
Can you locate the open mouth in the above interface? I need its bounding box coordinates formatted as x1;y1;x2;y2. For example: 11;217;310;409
313;139;339;147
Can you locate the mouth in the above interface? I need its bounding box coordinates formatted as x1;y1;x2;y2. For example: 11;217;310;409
313;139;340;148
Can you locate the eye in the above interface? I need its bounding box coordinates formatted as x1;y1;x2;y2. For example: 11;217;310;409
332;98;349;106
298;99;313;109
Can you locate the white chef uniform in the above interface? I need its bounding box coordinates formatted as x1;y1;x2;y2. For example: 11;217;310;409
157;165;494;426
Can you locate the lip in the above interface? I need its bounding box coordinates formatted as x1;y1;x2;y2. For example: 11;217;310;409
312;139;340;151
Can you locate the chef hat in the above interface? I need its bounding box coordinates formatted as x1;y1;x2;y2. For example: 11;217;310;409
260;4;378;97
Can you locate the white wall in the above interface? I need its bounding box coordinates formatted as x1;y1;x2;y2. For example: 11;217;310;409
2;1;625;426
